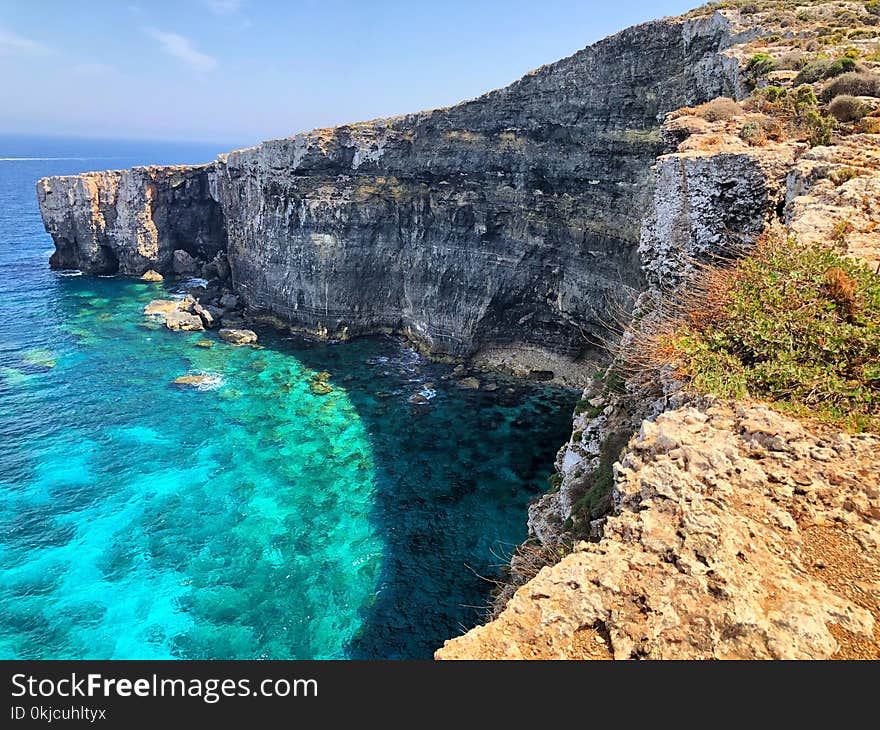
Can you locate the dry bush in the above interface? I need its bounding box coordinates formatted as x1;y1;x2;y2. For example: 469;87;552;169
824;266;857;320
740;115;784;145
695;97;743;122
778;50;810;70
822;71;880;100
829;95;871;121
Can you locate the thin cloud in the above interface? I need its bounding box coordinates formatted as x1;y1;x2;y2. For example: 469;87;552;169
144;27;217;73
0;27;50;56
203;0;243;13
71;62;121;77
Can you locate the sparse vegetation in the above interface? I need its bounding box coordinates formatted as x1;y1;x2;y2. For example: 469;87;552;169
656;234;880;432
569;429;631;534
746;52;778;82
828;166;867;185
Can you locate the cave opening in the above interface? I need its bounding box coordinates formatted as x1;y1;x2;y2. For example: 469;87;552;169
95;245;119;275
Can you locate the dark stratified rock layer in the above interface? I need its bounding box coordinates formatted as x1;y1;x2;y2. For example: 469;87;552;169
37;12;747;359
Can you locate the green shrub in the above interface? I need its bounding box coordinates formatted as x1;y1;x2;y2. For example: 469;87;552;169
803;108;837;146
794;84;818;110
793;59;831;85
667;237;880;432
829;95;871;122
822;71;880;100
747;53;777;79
573;399;602;419
762;85;788;103
824;57;859;78
868;1;880;18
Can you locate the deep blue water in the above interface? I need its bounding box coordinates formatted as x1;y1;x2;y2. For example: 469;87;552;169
0;136;576;659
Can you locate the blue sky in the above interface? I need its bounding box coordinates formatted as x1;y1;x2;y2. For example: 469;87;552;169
0;0;700;148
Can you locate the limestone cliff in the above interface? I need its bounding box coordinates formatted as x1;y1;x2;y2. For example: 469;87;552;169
37;11;749;359
37;165;225;275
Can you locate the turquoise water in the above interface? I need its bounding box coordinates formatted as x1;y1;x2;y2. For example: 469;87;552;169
0;137;577;659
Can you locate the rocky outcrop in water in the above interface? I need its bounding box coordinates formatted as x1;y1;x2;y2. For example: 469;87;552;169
37;11;751;361
37;165;226;275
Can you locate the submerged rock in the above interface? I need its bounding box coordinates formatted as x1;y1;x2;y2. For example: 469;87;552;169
141;269;163;282
310;381;333;395
195;340;214;348
457;377;480;390
172;374;213;387
218;328;257;345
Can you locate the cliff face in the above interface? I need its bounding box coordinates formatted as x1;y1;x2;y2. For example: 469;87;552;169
37;12;748;358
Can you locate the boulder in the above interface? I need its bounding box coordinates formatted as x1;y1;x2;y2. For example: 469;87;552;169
204;253;230;281
172;249;198;275
165;310;204;331
457;376;481;390
195;340;214;348
141;270;163;282
219;292;239;310
193;303;222;329
143;299;179;316
219;328;257;345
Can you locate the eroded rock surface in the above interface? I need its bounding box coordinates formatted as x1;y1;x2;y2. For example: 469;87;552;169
437;404;879;660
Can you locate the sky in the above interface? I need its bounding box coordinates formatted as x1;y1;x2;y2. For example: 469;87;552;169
0;0;701;148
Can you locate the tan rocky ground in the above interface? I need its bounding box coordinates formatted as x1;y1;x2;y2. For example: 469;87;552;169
436;403;880;659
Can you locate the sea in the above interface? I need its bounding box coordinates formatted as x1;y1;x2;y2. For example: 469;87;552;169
0;135;577;659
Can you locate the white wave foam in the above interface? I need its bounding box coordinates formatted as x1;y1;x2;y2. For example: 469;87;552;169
193;371;224;391
56;269;83;277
